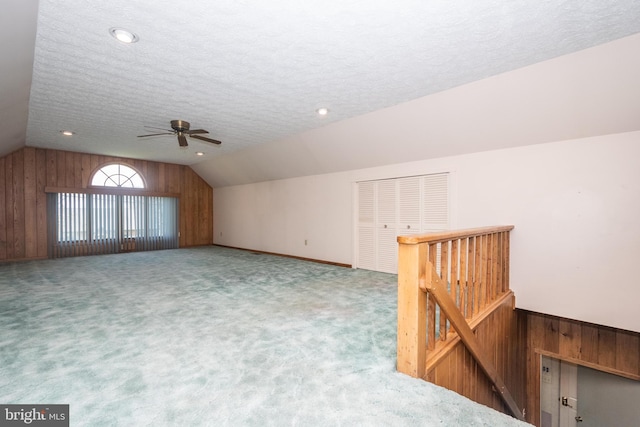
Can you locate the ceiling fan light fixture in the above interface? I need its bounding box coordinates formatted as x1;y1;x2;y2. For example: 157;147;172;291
109;27;139;44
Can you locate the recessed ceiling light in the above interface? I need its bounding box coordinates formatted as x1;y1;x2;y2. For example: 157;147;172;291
316;107;329;116
196;152;204;156
109;27;139;44
60;130;74;136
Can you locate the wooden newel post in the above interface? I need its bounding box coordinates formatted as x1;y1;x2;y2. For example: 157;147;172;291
396;241;427;378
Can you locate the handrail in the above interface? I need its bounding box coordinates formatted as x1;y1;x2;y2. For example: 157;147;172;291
396;225;522;420
397;225;514;244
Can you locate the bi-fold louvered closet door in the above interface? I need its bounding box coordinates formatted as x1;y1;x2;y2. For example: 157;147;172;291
357;173;449;274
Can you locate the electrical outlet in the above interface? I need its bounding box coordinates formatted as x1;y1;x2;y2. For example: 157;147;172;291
304;239;308;246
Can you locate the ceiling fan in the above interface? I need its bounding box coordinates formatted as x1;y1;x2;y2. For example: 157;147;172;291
137;120;222;147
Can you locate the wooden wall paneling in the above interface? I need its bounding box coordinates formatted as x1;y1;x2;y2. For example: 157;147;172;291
46;150;57;187
542;317;559;354
81;153;91;187
435;353;451;390
0;157;6;259
522;310;640;425
23;148;37;258
202;181;212;245
104;156;118;166
158;163;166;193
558;319;582;359
187;166;196;245
133;159;145;185
597;327;617;369
145;161;158;192
180;166;190;247
207;185;213;243
167;164;181;194
73;152;83;188
580;323;599;364
516;310;528;408
56;151;65;187
616;331;639;374
12;150;25;259
89;154;100;179
190;167;199;244
36;149;48;257
499;304;508;388
424;298;526;418
454;344;464;395
462;342;475;401
197;171;208;245
201;175;211;245
630;339;640;377
64;151;74;188
525;312;543;426
1;147;213;261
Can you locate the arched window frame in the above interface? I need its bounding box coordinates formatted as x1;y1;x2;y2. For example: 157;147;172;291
89;163;146;189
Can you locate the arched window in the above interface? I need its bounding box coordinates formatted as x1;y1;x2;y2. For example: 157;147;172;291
91;164;145;188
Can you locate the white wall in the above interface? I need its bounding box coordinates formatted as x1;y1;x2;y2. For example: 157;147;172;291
214;171;354;263
214;131;640;333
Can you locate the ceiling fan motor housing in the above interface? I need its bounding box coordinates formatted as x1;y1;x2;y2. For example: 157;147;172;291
171;120;190;132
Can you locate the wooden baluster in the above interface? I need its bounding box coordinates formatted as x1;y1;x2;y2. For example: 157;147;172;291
474;235;482;315
451;238;459;314
459;237;468;319
504;232;511;292
440;241;449;341
468;236;476;318
428;243;437;349
489;232;496;302
494;232;500;298
481;233;489;310
497;232;504;294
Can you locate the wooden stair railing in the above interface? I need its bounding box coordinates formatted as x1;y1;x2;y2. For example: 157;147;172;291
397;226;524;421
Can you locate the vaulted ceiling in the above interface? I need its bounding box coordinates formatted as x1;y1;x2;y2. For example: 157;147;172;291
3;0;640;187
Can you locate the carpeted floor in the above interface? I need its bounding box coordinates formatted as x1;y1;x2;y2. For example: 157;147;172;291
0;246;530;426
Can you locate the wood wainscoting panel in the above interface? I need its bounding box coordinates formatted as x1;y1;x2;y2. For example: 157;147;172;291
425;295;527;418
0;147;213;262
521;309;640;426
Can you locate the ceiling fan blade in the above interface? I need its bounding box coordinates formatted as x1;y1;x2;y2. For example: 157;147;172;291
190;134;222;145
186;129;209;135
177;134;189;147
138;132;173;137
144;125;173;131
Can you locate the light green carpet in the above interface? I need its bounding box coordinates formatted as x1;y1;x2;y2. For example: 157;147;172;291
0;246;529;426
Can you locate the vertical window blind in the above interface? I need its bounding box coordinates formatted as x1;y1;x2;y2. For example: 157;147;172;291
47;192;179;258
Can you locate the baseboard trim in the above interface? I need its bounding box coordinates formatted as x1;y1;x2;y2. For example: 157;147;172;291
212;244;352;268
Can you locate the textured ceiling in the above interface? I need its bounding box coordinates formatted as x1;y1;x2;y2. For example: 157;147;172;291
5;0;640;180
